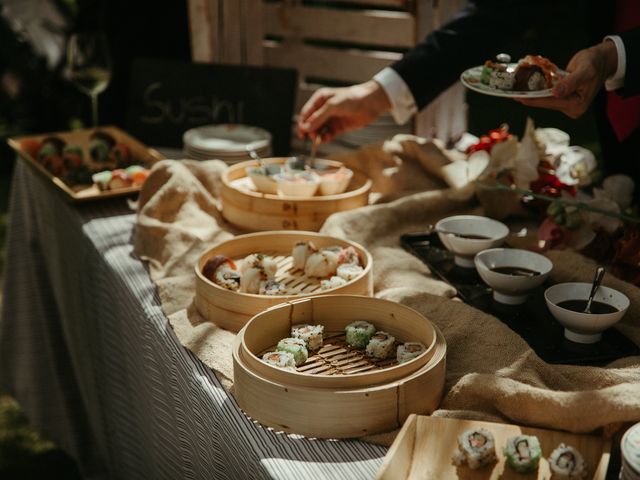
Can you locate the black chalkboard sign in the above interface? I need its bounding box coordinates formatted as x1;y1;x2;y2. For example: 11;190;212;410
126;58;298;155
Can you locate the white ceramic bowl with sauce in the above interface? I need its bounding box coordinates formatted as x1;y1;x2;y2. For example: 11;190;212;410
544;282;629;344
475;248;553;304
435;215;509;268
317;167;354;196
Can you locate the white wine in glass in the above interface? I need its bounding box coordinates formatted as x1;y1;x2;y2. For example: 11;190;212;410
67;32;112;127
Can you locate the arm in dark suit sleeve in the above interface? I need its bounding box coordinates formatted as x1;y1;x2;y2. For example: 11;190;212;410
391;0;563;110
618;27;640;97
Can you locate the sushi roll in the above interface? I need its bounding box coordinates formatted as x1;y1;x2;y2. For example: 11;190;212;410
109;142;131;167
89;131;116;163
345;321;376;349
291;324;324;351
489;69;515;90
452;428;497;469
202;255;241;291
366;331;396;360
336;263;364;281
504;435;542;473
262;351;296;370
514;64;546;91
276;337;308;366
62;144;84;170
240;253;278;279
291;241;317;271
304;249;339;278
259;279;286;296
337;246;360;266
548;444;587;479
397;342;427;364
320;276;347;290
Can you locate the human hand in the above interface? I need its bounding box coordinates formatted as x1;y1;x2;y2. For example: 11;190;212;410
516;41;618;118
296;80;391;142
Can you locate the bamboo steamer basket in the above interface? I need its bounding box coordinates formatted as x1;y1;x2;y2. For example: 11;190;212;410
240;295;438;388
220;157;372;231
233;296;446;439
195;231;373;332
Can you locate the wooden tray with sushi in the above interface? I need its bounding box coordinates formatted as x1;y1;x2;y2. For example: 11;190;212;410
195;231;373;332
220;157;372;232
233;295;447;439
8;126;164;203
377;415;611;480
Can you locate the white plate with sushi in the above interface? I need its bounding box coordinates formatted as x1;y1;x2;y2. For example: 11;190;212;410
460;55;567;99
378;415;611;480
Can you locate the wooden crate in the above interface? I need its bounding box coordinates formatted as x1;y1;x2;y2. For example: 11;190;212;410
220;157;371;231
233;295;447;438
194;231;373;332
187;0;469;147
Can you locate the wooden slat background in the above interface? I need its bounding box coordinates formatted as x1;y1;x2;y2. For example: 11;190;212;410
188;0;469;148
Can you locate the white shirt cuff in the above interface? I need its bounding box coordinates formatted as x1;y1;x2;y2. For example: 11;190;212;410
604;35;626;91
373;67;417;125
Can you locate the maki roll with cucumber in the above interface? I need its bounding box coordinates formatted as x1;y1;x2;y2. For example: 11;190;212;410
452;428;497;469
345;321;376;349
276;337;308;366
397;342;427;364
504;434;542;473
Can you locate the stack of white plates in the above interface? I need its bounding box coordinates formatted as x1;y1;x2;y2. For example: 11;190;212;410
183;124;272;163
621;423;640;480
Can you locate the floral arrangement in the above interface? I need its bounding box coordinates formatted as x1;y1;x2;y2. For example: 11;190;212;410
467;119;640;285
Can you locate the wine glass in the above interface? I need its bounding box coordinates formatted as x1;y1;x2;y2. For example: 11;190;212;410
67;32;112;127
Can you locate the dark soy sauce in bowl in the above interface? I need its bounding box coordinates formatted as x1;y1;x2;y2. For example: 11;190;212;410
557;300;619;314
490;266;540;276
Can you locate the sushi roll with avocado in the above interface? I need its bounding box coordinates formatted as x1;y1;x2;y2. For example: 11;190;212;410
345;321;376;349
262;351;296;370
366;331;396;360
291;324;324;351
504;434;542;473
452;428;497;469
89;131;116;163
277;337;308;366
548;444;587;479
397;342;427;364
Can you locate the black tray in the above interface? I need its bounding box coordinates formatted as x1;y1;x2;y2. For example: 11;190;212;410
401;231;640;365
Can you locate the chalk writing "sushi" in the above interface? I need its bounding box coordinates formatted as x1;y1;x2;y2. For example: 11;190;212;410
140;82;245;125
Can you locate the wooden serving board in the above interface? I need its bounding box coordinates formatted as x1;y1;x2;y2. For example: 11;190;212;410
377;415;611;480
8;126;164;203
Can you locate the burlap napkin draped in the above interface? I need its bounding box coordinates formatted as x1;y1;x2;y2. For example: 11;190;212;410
134;137;640;446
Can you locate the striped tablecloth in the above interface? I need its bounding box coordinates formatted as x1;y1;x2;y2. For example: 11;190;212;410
0;161;387;479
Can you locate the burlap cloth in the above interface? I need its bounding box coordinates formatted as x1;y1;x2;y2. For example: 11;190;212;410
133;136;640;446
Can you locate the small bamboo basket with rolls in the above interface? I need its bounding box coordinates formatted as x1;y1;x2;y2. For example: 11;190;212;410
220;157;372;232
233;295;447;438
195;231;373;332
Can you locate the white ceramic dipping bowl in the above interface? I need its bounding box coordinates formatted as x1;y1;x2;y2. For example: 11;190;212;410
317;167;354;196
475;248;553;305
435;215;509;268
274;172;320;197
245;167;279;195
544;282;629;344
